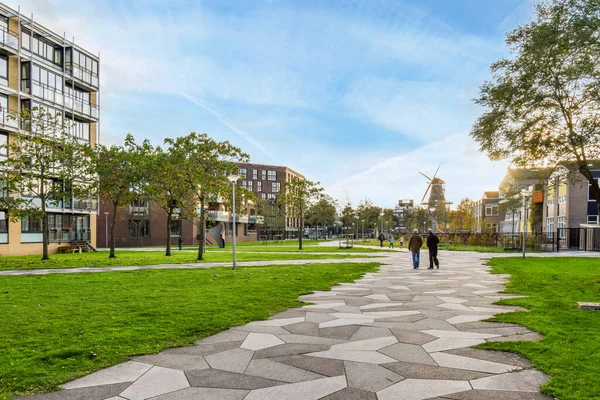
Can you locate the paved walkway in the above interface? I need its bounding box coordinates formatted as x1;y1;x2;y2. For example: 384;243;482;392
16;250;555;400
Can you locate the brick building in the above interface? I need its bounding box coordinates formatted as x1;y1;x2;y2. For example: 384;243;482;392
472;191;503;233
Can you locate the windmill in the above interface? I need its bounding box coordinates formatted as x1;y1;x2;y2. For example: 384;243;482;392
419;164;450;208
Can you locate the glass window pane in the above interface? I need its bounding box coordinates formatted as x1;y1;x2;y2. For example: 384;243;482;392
40;69;47;85
32;65;40;82
0;56;7;78
48;73;55;89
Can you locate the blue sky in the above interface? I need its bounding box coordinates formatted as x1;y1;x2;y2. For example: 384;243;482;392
10;0;535;208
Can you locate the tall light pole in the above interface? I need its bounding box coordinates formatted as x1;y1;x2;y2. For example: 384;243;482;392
379;212;384;235
228;174;241;269
354;216;359;240
361;219;364;241
104;211;109;248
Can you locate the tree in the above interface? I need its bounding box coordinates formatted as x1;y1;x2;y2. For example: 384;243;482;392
0;107;96;260
146;146;195;256
164;133;249;261
278;177;323;250
340;202;356;232
471;0;600;216
449;198;475;231
499;175;524;234
94;134;152;258
306;195;337;238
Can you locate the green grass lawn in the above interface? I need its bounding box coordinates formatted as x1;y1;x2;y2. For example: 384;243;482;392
0;250;380;271
480;257;600;400
0;262;379;399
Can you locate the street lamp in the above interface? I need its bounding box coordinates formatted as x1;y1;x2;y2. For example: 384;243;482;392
354;216;359;240
228;174;241;269
379;212;384;235
103;212;109;249
521;188;532;258
361;219;365;241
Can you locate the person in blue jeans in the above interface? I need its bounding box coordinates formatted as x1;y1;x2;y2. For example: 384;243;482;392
408;229;423;269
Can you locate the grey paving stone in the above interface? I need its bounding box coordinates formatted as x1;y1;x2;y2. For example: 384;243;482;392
320;387;377;400
244;375;347;400
349;326;393;341
445;348;532;368
284;321;320;336
443;389;554;399
233;325;292;335
241;332;285;351
13;383;131;400
151;387;249;400
162;341;242;356
133;354;209;371
204;348;254;373
307;349;397;364
389;328;437;345
60;361;152;389
382;361;492;380
470;370;549;392
331;336;397;351
368;322;423;331
453;322;521;331
431;352;520;374
485;333;543;342
268;310;307;319
244;359;325;383
377;378;472;400
319;325;361;340
379;343;437;365
305;312;338;323
185;369;285;389
253;343;331;359
119;366;189;400
415;318;460;331
196;330;248;345
271;355;345;377
344;361;404;392
375;314;426;323
276;333;344;345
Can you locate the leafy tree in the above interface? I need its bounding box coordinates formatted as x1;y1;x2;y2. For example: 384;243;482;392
471;0;600;216
340;202;356;234
164;133;249;261
278;177;323;250
94;134;152;258
306;195;337;229
258;198;285;233
449;198;475;231
499;175;524;234
0;107;96;260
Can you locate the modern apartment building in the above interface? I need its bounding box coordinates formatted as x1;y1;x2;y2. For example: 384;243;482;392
393;199;414;232
0;3;99;255
472;191;503;233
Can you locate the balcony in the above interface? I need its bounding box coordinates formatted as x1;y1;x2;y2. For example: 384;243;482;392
207;210;229;222
64;93;99;121
130;205;149;218
66;63;99;89
0;27;18;55
0;108;19;131
30;81;64;107
70;198;98;212
533;191;544;204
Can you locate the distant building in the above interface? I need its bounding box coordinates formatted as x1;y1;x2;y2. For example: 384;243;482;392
393;199;414;232
472;191;503;233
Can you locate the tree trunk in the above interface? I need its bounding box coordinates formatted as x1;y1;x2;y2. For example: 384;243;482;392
109;202;118;258
41;201;49;261
299;210;304;250
166;211;172;256
197;195;205;261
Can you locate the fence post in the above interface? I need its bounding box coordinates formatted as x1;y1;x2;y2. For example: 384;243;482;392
556;229;559;252
584;228;588;252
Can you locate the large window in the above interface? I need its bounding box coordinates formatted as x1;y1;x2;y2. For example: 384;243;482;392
71;120;90;141
23;31;63;67
31;64;64;103
239;168;247;178
170;220;182;235
253;169;258;179
21;216;42;232
0;54;7;87
546;217;554;236
257;181;262;192
129;220;150;238
272;182;280;193
588;179;600;201
268;170;277;181
247;181;253;191
261;170;266;180
485;204;498;216
588;215;599;224
0;211;7;233
0;133;7;157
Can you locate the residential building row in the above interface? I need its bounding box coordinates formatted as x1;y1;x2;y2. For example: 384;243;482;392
0;3;100;256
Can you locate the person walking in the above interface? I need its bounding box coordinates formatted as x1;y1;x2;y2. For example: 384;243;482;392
399;235;404;248
427;230;440;269
389;235;395;249
378;232;385;247
178;234;183;251
408;229;423;269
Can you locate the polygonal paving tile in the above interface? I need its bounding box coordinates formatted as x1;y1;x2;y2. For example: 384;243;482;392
331;336;397;351
415;318;459;331
344;361;403;392
244;359;325;383
445;347;532;368
447;314;495;325
469;370;549;392
320;387;377;400
185;369;285;389
133;354;210;371
382;361;492;380
319;318;375;328
151;387;248;400
421;329;500;340
360;302;403;310
241;333;285;351
303;302;346;310
248;317;305;327
276;334;344;345
377;378;471;400
444;389;554;399
438;303;474;312
204;348;254;373
271;355;345;377
305;312;338;323
61;361;152;389
485;333;543;342
15;383;131;400
196;330;249;345
389;328;437;345
349;326;393;341
364;294;391;301
244;375;347;400
232;325;291;335
306;349;397;364
422;338;486;353
119;366;189;400
378;343;437;365
253;343;330;359
430;352;520;374
319;325;361;340
284;321;320;336
163;341;243;356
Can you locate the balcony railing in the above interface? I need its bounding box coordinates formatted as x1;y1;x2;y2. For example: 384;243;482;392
0;27;18;51
65;94;99;119
0;108;19;130
66;63;99;88
30;81;64;106
130;205;149;217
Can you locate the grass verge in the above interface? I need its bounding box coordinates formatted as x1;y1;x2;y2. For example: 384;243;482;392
0;250;379;271
479;257;600;400
0;262;379;399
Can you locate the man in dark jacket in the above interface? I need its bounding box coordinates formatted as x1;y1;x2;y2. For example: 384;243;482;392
378;232;385;247
427;230;440;269
408;229;423;269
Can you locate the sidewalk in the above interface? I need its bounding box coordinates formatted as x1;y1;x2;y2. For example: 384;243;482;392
16;250;552;400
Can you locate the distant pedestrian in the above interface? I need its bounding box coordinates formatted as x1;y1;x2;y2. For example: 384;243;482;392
408;229;423;269
178;235;183;251
399;235;404;248
378;232;385;247
427;230;440;269
389;235;395;249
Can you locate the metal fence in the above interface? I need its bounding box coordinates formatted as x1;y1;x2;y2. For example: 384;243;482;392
434;232;556;252
557;228;600;252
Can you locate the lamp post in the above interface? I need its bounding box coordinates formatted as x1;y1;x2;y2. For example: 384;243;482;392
361;220;365;242
354;216;359;240
228;174;241;269
104;211;109;249
521;188;532;258
379;212;384;235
